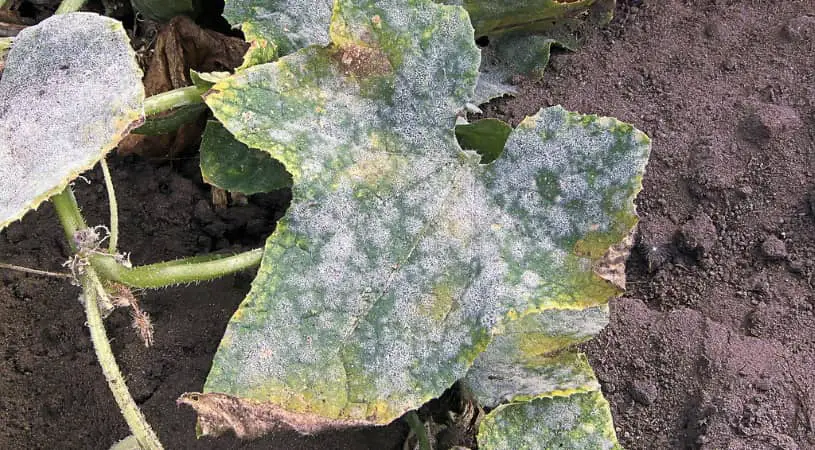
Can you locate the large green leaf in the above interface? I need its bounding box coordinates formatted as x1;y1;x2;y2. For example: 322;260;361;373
477;390;620;450
199;120;292;194
179;0;648;437
0;13;144;231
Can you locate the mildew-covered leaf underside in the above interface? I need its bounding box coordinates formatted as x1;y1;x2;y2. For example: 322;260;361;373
0;13;144;231
192;0;649;433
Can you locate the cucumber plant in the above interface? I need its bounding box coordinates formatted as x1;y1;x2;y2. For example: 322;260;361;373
0;0;647;449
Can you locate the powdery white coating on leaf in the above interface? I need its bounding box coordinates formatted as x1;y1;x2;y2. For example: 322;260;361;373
477;391;620;450
465;307;608;407
0;13;144;231
223;0;333;56
473;34;562;105
200;0;649;431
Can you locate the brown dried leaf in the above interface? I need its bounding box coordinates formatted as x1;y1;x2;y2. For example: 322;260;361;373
593;230;635;290
118;16;248;157
177;393;367;439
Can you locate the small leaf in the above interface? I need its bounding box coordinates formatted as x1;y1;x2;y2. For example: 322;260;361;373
200;120;292;194
477;390;621;450
455;118;512;164
0;13;144;231
466;0;615;103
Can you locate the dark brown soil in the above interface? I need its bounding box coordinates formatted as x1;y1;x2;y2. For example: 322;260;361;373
2;0;814;449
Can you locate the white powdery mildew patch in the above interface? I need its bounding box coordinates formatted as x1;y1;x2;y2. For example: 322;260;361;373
489;106;633;242
482;394;617;450
380;2;478;150
0;13;143;229
224;0;333;53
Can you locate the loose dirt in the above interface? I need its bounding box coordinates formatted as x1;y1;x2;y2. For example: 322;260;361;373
1;0;813;449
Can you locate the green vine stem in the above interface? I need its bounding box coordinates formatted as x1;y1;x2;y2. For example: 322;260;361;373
100;158;119;253
143;85;208;117
83;269;164;450
91;248;263;289
51;188;86;248
52;187;163;449
55;0;87;14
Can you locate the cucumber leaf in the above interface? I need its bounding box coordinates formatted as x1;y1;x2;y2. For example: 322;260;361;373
200;120;292;194
179;0;648;438
0;13;144;231
477;390;621;450
467;0;616;103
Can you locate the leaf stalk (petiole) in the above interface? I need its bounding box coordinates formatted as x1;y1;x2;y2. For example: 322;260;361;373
143;85;208;117
91;248;264;289
100;158;119;253
55;0;88;14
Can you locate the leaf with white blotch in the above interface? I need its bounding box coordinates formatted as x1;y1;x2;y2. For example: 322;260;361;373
464;306;609;407
477;390;621;450
223;0;333;66
474;34;565;104
0;13;144;231
200;120;292;194
461;0;615;103
184;0;648;437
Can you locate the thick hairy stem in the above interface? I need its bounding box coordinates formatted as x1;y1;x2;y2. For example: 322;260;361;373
55;0;87;14
143;85;208;117
83;269;164;450
51;188;86;250
52;187;163;449
100;158;119;253
91;248;263;289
